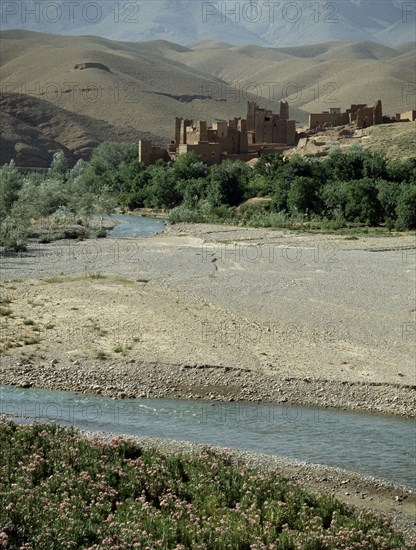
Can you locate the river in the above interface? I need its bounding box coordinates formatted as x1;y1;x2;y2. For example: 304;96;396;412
108;213;166;238
1;385;414;488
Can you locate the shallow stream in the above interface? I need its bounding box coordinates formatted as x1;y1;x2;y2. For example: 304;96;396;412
108;214;165;238
1;385;414;488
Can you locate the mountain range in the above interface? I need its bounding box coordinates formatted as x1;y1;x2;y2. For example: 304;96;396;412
1;0;415;47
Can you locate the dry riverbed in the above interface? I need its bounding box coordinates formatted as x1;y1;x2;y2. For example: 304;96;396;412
0;223;415;417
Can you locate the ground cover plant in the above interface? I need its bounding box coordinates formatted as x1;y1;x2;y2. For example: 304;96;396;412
0;421;411;549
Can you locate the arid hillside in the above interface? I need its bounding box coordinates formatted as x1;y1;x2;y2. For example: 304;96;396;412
292;122;416;160
0;30;414;167
0;92;162;168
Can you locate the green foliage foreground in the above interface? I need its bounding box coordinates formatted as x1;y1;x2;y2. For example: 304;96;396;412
0;422;410;549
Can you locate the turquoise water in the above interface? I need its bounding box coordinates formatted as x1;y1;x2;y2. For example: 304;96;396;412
108;214;166;238
1;385;414;488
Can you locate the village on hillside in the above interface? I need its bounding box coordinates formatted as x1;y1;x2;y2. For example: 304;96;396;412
139;100;416;166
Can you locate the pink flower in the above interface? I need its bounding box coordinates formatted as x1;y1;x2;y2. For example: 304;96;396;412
0;531;9;548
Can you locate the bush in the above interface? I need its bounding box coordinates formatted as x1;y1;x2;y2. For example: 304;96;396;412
208;160;251;206
376;179;402;222
63;228;88;240
172;152;208;181
0;161;23;219
0;422;408;549
143;165;180;209
396;185;416;230
245;174;273;197
343;178;382;225
0;215;29;252
248;210;291;229
287;176;323;216
167;206;205;224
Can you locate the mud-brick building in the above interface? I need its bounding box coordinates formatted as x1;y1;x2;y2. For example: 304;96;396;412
138;101;297;166
396;110;416;122
308;100;383;130
246;100;296;146
138;140;170;165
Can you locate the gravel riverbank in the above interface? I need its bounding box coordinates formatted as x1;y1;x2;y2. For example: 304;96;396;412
1;360;415;418
1;223;415;417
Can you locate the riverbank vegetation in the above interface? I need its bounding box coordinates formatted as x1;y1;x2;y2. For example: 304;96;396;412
1;143;415;251
0;421;410;549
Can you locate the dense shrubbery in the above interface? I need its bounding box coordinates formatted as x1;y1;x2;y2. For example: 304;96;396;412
1;144;415;250
0;146;122;250
0;421;409;549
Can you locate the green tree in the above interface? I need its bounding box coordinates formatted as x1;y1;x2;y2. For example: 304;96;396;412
396;185;416;230
270;157;323;213
95;188;117;229
387;157;416;183
321;180;346;217
66;160;95;219
363;151;387;180
84;142;137;193
173;152;208;181
37;178;69;216
253;154;285;179
0;160;23;218
90;142;137;173
325;146;365;181
376;179;402;222
0;213;30;251
245;174;274;198
109;160;146;197
67;159;89;182
287;176;323;216
270;178;291;212
142;165;180;208
343;178;382;225
15;174;43;219
208;160;251;206
178;178;207;208
47;151;68;180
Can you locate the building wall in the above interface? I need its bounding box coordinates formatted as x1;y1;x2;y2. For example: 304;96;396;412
347;104;367;123
138;141;169;166
308;113;342;129
397;110;416;121
355;101;383;129
280;101;289;120
178;143;221;165
286;120;296;145
309;100;383;130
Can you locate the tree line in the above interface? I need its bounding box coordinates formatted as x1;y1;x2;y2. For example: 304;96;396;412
1;142;415;249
